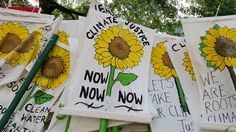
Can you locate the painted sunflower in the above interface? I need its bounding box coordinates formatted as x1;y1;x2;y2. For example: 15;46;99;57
58;31;69;45
94;25;143;70
33;45;70;90
151;41;177;79
0;22;29;59
199;24;236;71
183;52;196;81
5;29;43;67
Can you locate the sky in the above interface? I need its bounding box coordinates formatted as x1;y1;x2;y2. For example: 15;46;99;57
27;0;38;6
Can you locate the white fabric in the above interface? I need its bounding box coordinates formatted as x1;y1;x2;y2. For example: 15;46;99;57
149;34;195;132
60;10;155;123
3;17;68;132
165;38;201;132
0;9;53;86
182;15;236;131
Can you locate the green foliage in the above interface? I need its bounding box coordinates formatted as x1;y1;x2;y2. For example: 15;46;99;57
108;0;182;35
0;0;30;6
187;0;236;17
1;0;235;36
52;0;89;20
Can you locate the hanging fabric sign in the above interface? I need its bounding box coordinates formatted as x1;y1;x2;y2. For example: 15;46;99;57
2;16;72;132
0;9;53;120
61;10;155;123
88;0;113;15
182;16;236;126
149;34;195;132
165;37;201;131
0;9;53;86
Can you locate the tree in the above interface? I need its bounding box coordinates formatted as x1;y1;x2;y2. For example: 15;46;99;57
0;0;236;36
188;0;236;17
108;0;182;35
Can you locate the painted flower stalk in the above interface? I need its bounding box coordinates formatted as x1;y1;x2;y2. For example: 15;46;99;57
151;42;190;114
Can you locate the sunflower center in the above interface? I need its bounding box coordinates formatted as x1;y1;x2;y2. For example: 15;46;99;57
15;34;35;53
162;52;174;69
214;37;236;57
108;37;131;59
42;57;64;78
0;33;22;53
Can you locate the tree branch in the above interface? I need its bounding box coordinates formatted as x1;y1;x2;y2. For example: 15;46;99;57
39;0;86;16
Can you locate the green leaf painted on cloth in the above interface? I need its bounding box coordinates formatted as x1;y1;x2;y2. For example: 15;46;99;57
117;72;138;86
207;61;218;71
59;103;64;108
200;36;206;40
33;90;53;105
201;52;207;57
199;43;206;48
207;61;213;67
213;24;221;30
56;115;66;120
213;65;218;71
199;47;204;52
206;31;210;35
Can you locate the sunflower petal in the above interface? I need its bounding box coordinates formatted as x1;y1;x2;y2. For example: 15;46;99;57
219;27;229;37
129;52;141;62
130;45;143;51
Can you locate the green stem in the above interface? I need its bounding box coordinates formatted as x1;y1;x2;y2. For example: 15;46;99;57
99;118;108;132
19;84;37;111
174;76;190;114
99;66;117;132
111;126;121;132
106;65;116;96
148;125;152;132
65;115;71;132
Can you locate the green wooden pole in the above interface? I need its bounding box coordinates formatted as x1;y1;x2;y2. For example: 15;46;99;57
99;118;108;132
0;34;59;131
148;124;152;132
111;126;120;132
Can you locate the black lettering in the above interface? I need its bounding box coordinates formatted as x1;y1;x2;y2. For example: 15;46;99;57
118;91;126;104
86;31;94;39
89;88;96;99
79;86;89;99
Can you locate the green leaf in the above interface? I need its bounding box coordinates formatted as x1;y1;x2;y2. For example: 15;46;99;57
33;90;54;105
58;103;64;108
201;52;207;57
200;36;206;40
213;66;218;71
207;61;213;67
199;43;206;47
213;24;221;30
117;73;138;86
56;115;66;120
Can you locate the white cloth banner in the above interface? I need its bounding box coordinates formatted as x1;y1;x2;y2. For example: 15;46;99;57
45;18;127;132
88;0;113;15
2;16;78;132
61;10;154;123
0;9;54;120
165;38;201;132
149;34;195;132
182;15;236;127
46;79;128;132
0;9;53;86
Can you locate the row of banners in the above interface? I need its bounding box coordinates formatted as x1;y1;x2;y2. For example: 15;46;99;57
0;0;236;132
